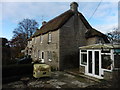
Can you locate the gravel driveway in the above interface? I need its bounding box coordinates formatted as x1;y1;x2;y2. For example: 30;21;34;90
2;71;97;88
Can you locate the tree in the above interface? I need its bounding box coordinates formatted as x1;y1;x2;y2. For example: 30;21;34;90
1;38;11;65
10;18;39;59
107;28;120;44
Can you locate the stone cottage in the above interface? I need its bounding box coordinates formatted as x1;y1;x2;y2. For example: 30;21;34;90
25;2;109;70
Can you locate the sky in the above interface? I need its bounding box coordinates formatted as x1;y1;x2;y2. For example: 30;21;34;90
0;0;119;40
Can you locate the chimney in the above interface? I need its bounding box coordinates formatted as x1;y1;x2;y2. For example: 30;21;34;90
70;2;78;12
42;21;47;25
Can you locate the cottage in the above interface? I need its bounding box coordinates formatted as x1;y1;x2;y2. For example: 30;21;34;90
79;44;120;79
26;2;109;70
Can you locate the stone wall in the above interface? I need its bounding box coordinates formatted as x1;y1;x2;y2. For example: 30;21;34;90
30;30;60;70
79;65;85;74
104;71;112;80
59;14;88;70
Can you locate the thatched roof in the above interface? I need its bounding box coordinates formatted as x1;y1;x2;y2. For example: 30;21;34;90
85;28;110;43
32;10;74;37
28;9;109;43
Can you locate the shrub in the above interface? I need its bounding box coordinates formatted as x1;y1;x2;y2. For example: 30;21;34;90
2;64;33;78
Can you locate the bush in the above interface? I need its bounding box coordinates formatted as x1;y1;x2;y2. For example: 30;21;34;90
2;64;33;78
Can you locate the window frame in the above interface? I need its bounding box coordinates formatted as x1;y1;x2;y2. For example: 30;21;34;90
101;50;113;72
80;50;87;66
48;32;52;43
40;35;43;43
48;51;52;61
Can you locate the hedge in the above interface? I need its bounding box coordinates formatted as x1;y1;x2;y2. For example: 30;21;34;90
2;64;33;78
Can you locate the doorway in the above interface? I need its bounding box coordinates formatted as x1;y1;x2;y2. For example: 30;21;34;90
87;50;102;78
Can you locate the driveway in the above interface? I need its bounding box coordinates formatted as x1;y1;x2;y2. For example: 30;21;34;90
2;71;97;88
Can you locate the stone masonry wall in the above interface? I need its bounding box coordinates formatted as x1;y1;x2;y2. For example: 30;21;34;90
31;30;60;70
59;14;88;70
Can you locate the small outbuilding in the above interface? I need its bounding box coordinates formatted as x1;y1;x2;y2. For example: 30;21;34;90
79;44;120;80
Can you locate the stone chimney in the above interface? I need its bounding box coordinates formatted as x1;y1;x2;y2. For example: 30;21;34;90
70;2;78;12
42;21;47;25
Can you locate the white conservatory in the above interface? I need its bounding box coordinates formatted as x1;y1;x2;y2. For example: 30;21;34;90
79;44;120;80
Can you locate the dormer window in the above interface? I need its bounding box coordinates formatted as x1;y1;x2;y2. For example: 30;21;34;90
48;32;52;43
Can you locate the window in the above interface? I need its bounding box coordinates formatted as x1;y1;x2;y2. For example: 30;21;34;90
34;37;36;44
48;32;52;43
48;51;52;61
80;50;87;65
34;50;36;58
41;51;44;59
81;54;87;65
114;54;120;68
40;35;43;43
101;49;110;53
101;55;112;70
38;50;40;58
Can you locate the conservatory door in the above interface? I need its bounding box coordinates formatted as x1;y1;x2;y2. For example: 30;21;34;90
87;50;102;78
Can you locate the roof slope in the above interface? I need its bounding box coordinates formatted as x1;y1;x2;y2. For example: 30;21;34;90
29;9;109;43
32;10;74;37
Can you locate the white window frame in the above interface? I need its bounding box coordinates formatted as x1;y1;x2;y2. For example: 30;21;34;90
35;50;36;58
80;50;87;66
33;37;36;44
40;35;43;43
38;50;40;59
41;51;44;63
101;50;113;72
48;32;52;43
48;51;52;61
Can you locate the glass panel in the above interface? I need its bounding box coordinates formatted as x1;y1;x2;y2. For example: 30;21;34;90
101;49;110;53
95;51;99;75
114;55;120;68
81;54;87;65
88;51;92;73
48;33;52;43
41;52;44;59
81;50;87;52
101;55;112;70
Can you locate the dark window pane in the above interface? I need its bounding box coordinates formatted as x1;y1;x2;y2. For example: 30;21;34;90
95;51;99;75
101;55;112;70
101;49;110;53
88;51;92;73
114;55;120;68
42;52;44;59
81;50;87;52
81;54;87;65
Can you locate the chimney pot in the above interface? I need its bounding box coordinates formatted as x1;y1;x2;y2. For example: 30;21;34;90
70;2;78;12
42;21;47;25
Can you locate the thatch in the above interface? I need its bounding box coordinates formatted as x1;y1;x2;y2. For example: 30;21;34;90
32;10;74;37
27;36;32;41
78;12;92;29
29;9;109;43
85;28;110;43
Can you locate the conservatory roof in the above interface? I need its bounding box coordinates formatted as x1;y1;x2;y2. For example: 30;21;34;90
79;44;120;49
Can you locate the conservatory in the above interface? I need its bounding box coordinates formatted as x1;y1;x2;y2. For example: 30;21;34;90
79;44;120;80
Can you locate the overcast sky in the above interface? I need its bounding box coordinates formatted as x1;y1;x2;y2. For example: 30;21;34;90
0;0;119;40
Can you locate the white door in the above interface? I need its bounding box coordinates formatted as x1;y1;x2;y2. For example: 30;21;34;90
87;50;102;78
